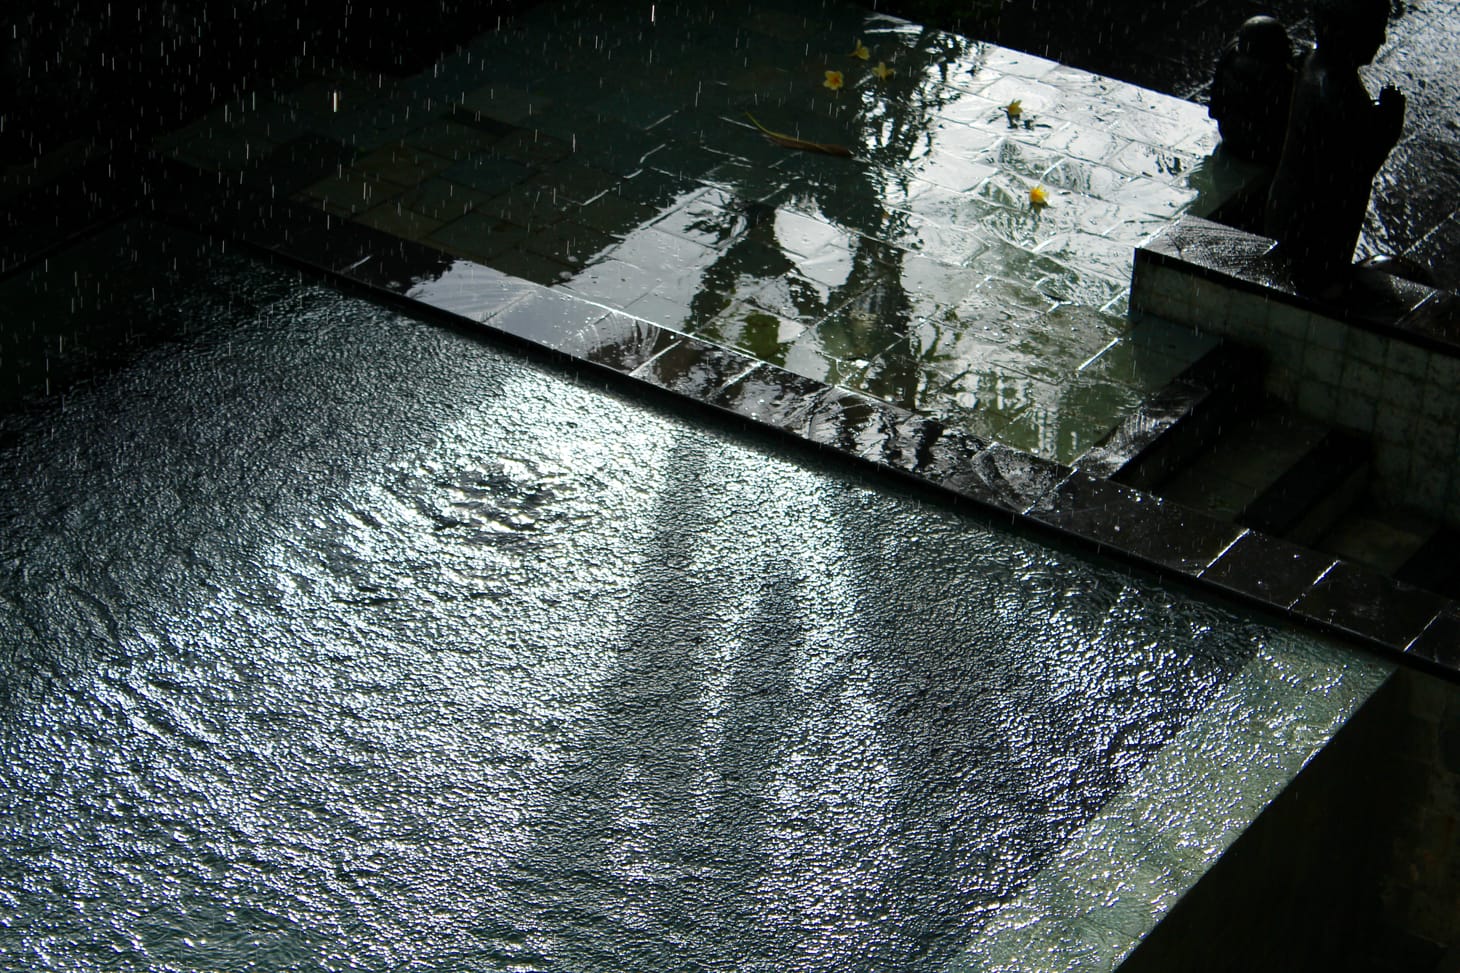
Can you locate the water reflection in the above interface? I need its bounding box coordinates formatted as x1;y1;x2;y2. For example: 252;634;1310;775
497;1;1234;461
132;0;1234;461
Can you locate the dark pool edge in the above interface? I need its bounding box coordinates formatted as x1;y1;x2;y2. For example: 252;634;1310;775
36;152;1446;686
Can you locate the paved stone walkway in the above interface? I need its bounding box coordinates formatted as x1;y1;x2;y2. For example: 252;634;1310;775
147;0;1254;464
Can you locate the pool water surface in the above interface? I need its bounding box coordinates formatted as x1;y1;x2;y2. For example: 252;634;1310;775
0;244;1385;972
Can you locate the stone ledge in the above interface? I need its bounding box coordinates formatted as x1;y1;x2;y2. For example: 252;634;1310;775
1135;215;1457;353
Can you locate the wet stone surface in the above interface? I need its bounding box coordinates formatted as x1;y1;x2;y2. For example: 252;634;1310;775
1293;561;1449;651
1199;530;1338;612
144;0;1250;466
4;0;1455;690
1408;608;1460;676
1028;473;1246;575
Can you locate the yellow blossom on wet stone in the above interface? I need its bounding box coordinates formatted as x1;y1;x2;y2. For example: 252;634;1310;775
1029;185;1050;207
872;61;894;80
1004;99;1023;121
851;40;871;60
824;70;844;91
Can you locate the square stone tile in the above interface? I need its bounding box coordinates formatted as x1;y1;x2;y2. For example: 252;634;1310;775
939;443;1069;514
353;143;455;185
629;335;758;400
352;203;449;241
477;185;574;229
557;257;668;309
521;221;616;268
556;312;681;373
443;155;535;196
460;83;555;126
573;192;658;236
1030;473;1247;575
713;363;836;434
483;247;574;286
427;211;529;262
1199;530;1336;610
299;172;409;216
493;129;575;167
402;119;499;162
1293;560;1448;650
1406;609;1460;673
481;287;607;348
396;178;496;223
525;161;622;205
405;259;541;321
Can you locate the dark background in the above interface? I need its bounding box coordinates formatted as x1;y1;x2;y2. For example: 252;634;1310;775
1;0;1317;165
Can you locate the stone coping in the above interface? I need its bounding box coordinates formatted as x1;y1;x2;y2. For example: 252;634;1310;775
1137;215;1460;356
123;156;1458;684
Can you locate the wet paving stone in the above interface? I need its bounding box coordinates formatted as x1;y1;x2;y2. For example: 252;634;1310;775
904;426;991;484
859;409;947;471
442;155;536;196
939;442;1069;514
796;389;928;462
1028;472;1246;574
557;312;682;373
395;179;496;224
405;259;542;322
483;246;576;287
1198;530;1337;611
712;364;838;436
160;0;1238;467
337;235;458;294
353;203;449;242
628;335;759;400
481;288;610;349
1406;608;1460;674
1293;560;1449;651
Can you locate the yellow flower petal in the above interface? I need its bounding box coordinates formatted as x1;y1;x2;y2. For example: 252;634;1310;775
823;70;844;91
1029;185;1050;207
872;61;894;80
851;40;871;60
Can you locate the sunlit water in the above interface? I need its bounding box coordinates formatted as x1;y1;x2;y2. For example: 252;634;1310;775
0;254;1273;971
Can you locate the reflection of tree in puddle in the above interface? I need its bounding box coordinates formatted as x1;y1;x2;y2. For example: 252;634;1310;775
688;26;1126;462
536;9;1174;460
686;27;982;409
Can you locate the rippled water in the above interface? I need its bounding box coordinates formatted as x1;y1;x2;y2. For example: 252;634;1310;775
0;254;1270;971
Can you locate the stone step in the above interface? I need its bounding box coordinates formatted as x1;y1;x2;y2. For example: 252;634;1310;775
1316;503;1435;578
1077;341;1265;490
1310;498;1460;602
1153;409;1336;521
1237;428;1372;545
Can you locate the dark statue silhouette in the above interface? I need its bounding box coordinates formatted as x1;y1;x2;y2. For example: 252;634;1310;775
1264;0;1405;295
1209;16;1297;165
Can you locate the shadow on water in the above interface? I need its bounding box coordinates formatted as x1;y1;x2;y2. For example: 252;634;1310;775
499;421;1262;972
507;435;806;970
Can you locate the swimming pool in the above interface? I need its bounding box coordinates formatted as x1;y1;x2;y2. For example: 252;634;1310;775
0;233;1387;971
